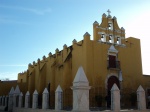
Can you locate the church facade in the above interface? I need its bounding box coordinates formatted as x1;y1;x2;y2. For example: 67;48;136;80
1;10;150;108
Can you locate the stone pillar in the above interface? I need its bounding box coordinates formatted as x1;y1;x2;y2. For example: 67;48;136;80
25;91;30;108
32;90;38;109
13;85;21;107
55;85;63;110
8;87;14;112
5;96;8;107
2;96;5;106
71;66;91;111
18;92;23;108
111;83;120;111
0;96;2;105
137;85;146;110
42;88;49;109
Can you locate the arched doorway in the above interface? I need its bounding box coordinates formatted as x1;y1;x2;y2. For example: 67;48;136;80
107;76;120;108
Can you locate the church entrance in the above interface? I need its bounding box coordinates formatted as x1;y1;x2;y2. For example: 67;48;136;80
106;76;120;108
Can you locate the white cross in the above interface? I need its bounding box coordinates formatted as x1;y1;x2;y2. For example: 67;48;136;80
107;9;111;15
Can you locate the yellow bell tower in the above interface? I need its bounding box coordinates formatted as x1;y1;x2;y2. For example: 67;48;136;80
93;9;125;46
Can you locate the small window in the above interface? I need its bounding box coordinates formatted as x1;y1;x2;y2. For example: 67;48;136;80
101;34;104;41
109;35;114;43
117;37;121;44
100;33;106;42
109;55;116;68
108;23;112;30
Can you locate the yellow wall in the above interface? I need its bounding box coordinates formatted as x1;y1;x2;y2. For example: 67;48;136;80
0;13;150;107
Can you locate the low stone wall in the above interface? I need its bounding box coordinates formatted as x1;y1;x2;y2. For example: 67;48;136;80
13;108;150;112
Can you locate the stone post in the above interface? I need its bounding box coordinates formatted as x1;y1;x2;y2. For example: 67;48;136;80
13;85;20;107
0;96;2;105
111;83;120;111
8;87;14;112
71;66;91;111
25;91;30;108
2;96;5;106
42;88;49;109
137;85;146;110
5;96;8;107
32;90;38;109
55;85;63;110
18;92;23;108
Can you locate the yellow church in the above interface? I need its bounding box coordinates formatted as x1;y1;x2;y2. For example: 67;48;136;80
1;10;150;109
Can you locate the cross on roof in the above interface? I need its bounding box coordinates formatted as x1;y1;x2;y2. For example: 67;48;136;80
107;9;111;16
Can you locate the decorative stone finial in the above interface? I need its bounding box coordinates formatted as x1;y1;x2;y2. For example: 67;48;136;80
72;39;77;44
43;55;46;60
63;44;67;49
55;85;63;92
14;85;20;94
37;58;40;62
9;87;14;95
55;48;59;53
107;9;111;16
26;91;30;96
93;21;99;24
121;27;125;31
28;63;32;67
33;61;35;65
49;52;52;57
20;92;23;96
33;90;38;95
43;88;49;94
102;13;107;18
113;16;117;20
83;32;91;37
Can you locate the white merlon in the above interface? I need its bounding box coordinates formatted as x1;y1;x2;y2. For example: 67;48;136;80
113;16;117;20
84;32;91;37
102;13;107;18
93;21;99;24
63;44;67;48
121;27;125;31
72;39;77;43
55;48;59;52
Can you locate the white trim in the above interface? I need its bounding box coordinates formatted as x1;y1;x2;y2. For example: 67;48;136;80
105;74;118;89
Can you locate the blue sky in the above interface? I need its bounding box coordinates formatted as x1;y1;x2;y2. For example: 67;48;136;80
0;0;150;80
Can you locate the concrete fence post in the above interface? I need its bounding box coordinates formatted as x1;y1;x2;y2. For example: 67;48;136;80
13;85;21;107
42;88;49;109
55;85;63;110
111;83;120;111
71;66;91;111
32;90;38;109
5;96;8;107
25;91;30;108
8;87;14;112
137;85;146;110
18;92;23;108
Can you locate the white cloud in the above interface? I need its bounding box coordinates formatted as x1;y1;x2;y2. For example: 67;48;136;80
0;5;51;15
0;72;18;80
0;64;27;67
